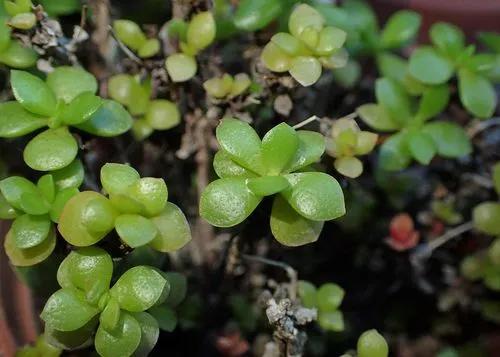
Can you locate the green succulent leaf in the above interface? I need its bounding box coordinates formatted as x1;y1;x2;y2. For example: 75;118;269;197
430;22;465;56
409;46;454;85
473;202;500;236
163;271;187;307
318;310;344;331
186;11;216;51
334;156;363;178
0;41;37;69
261;42;291;73
357;329;389;357
213;151;257;178
76;100;133;137
110;266;168;312
46;66;98;103
216;118;264;174
375;77;412;125
11;214;51;249
281;172;345;221
421;122;471;158
261;122;298;175
234;0;282;31
200;177;262;227
37;174;55;203
131;312;160;357
44;317;98;350
270;195;324;246
11;70;57;117
298;280;317;308
148;305;177;332
380;10;421;49
113;20;146;51
378;132;411;171
56;247;113;300
116;214;158;248
0;101;47;138
126;178;168;217
59;92;103;125
165;53;197;83
51;159;84;190
317;283;344;312
4;226;56;266
0;176;41;210
138;38;160;58
0;193;17;219
458;69;497;119
100;163;140;196
41;288;100;331
49;187;79;222
95;313;142;357
19;190;50;215
407;131;436;165
100;297;121;331
289;56;322;87
149;202;192;252
356;103;400;132
285;131;326;172
288;4;324;39
58;191;118;246
145;100;180;130
416;84;450;121
247;176;290;196
376;52;407;85
24;127;78;171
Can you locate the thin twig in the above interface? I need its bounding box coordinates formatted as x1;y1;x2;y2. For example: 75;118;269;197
241;254;298;300
108;25;143;65
292;115;319;129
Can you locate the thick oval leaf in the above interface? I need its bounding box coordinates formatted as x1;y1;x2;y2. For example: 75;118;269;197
407;131;436;165
44;317;98;350
163;271;187;307
285;131;326;172
138;38;160;58
148;305;177;332
113;20;146;51
298;280;317;308
24;127;78;171
110;266;167;312
416;84;450;121
56;247;113;299
0;193;17;219
288;4;324;39
376;52;407;84
108;74;134;105
95;313;142;357
126;177;168;217
11;70;57;117
281;172;345;221
0;41;37;69
0;176;40;210
12;214;51;249
316;26;346;56
318;310;344;332
131;312;160;357
430;22;465;56
357;330;389;357
247;175;289;196
149;202;192;253
234;0;282;31
421;122;472;158
200;177;262;227
116;214;158;248
19;191;51;215
289;56;322;87
261;42;291;73
409;47;454;85
37;174;55;203
216;118;264;174
49;187;79;222
145;100;180;130
100;163;140;196
58;191;118;246
100;297;121;331
356;103;400;132
473;202;500;236
261;122;298;175
0;101;47;138
317;283;344;312
375;77;412;125
52;159;84;190
334;156;363;178
110;193;146;215
59;92;103;125
458;69;497;119
378;132;411;171
380;10;420;49
213;151;257;178
270;195;324;246
164;53;197;82
41;288;100;331
186;12;215;51
46;66;98;103
76;100;132;137
4;226;56;266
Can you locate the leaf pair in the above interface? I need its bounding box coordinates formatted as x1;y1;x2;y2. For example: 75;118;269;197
203;73;252;100
0;10;37;68
298;280;345;331
164;12;216;82
1;160;83;266
408;22;497;119
113;20;160;58
41;247;175;356
0;68;133;171
200;118;345;246
357;77;471;171
58;163;191;252
261;4;347;86
108;74;180;140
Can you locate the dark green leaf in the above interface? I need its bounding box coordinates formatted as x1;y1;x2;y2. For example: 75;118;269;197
375;77;412;125
234;0;283;31
416;84;450;121
76;100;133;137
458;69;497;119
407;131;436;164
422;121;471;158
378;132;411;171
380;10;421;49
261;122;298;175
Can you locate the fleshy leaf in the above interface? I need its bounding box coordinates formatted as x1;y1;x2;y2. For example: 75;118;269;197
116;214;158;248
100;297;121;331
261;122;298;175
145;100;180;130
317;283;344;312
285;131;326;172
11;214;51;249
247;176;289;196
148;305;177;332
408;46;454;85
213;151;257;178
298;280;317;308
416;84;450;121
0;176;41;210
378;132;411;171
0;193;17;219
4;226;56;266
270;195;324;246
163;272;188;307
289;56;322;87
49;187;79;222
164;53;197;82
76;100;133;137
186;11;215;51
126;178;168;217
375;77;412;125
216;118;264;174
281;172;345;221
100;163;140;196
44;317;98;350
200;177;262;227
0;41;37;69
149;202;192;253
41;288;100;331
234;0;282;31
421;122;471;158
131;312;160;357
37;174;55;203
110;266;168;312
0;101;47;138
318;310;344;331
376;52;407;84
261;42;291;72
430;22;465;56
52;159;84;190
59;92;103;125
24;127;78;171
473;202;500;236
407;131;436;165
47;66;98;103
357;330;389;357
334;156;363;178
458;69;497;119
380;10;421;49
288;4;324;39
11;70;57;117
95;313;142;357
